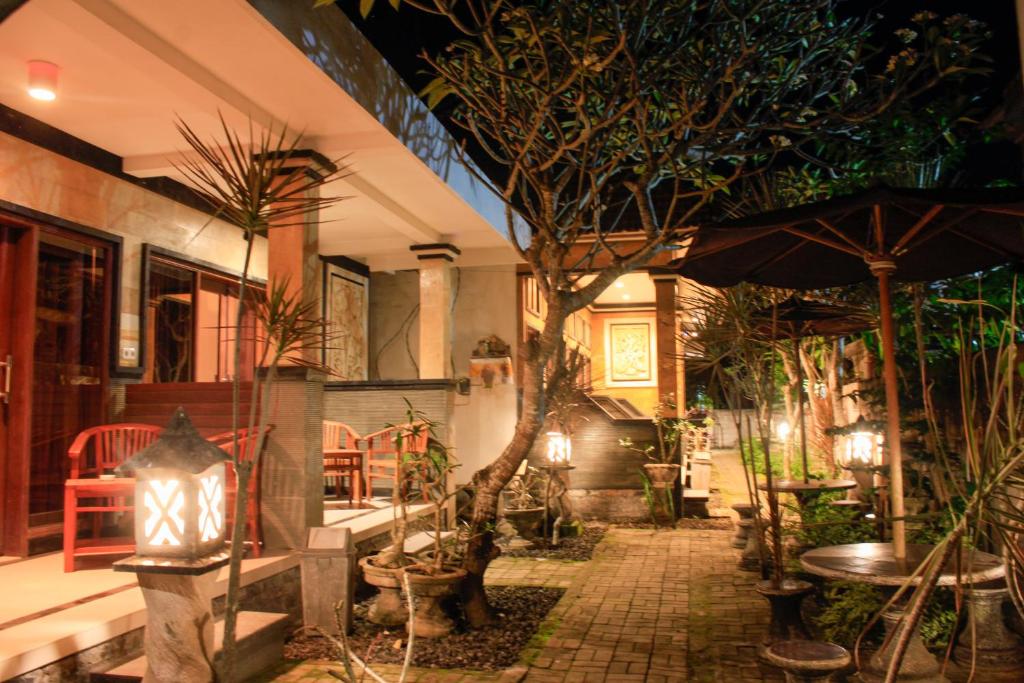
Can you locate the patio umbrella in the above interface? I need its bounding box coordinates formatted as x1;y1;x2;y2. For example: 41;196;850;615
675;184;1024;560
750;297;875;484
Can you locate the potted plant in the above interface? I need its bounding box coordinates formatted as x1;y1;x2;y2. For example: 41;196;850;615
359;406;427;626
398;413;466;638
621;396;684;524
501;467;546;541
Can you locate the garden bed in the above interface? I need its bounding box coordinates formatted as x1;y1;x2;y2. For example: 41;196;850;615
498;522;606;561
284;585;564;670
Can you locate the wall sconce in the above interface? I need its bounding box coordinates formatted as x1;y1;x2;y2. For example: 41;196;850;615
27;60;59;101
546;431;572;466
116;407;229;561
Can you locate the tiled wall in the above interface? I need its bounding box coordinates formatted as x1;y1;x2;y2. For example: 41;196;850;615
0;131;267;372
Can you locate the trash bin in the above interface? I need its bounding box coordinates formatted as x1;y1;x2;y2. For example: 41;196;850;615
301;526;356;634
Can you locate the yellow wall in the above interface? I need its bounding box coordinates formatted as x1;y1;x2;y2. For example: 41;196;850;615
590;310;659;416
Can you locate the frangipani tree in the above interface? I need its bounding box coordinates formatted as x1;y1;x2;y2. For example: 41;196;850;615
345;0;989;625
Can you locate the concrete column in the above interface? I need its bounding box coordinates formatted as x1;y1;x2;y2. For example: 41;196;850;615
261;366;326;550
267;152;332;366
650;270;681;412
260;154;329;549
411;244;460;379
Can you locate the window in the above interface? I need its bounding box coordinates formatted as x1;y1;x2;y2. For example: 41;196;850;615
144;253;261;383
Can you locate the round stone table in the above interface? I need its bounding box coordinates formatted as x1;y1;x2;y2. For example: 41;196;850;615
759;478;857;506
800;542;1004;682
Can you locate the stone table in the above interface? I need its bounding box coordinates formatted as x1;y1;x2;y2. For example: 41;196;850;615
800;542;1004;682
758;479;857;507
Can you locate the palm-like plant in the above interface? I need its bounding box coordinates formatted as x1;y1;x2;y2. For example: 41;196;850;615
876;280;1024;682
175;115;348;681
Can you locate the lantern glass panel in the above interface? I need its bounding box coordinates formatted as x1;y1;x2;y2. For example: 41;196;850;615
133;462;226;560
546;432;572;465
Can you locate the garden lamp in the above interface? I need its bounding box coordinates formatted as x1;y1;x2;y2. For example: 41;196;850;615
776;420;791;442
843;416;883;469
116;407;229;561
546;431;572;466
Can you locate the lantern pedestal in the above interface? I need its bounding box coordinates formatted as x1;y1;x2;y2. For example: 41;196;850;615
114;552;230;683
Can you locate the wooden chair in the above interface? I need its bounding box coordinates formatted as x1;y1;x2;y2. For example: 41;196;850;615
63;423;162;572
363;422;428;499
322;421;364;504
207;426;273;559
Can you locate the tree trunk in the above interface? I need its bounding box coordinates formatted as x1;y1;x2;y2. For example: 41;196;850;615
460;303;565;627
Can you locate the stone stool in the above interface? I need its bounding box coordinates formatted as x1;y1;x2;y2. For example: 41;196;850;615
953;580;1024;672
739;519;766;571
732;502;757;548
829;499;869;519
755;579;814;649
762;640;851;683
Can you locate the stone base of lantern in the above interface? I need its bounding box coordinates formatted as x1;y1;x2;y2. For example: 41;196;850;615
114;552;229;683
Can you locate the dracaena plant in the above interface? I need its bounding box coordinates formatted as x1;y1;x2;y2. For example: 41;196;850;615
866;278;1023;683
175;115;347;682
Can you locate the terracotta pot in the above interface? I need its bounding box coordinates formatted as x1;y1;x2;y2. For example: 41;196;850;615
504;507;545;540
401;563;467;638
359;555;407;627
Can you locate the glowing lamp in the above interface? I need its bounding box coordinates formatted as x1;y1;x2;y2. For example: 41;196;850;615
776;420;791;441
27;60;59;101
843;416;883;468
117;408;228;560
546;431;572;466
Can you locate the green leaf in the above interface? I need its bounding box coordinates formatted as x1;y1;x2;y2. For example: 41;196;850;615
360;0;374;19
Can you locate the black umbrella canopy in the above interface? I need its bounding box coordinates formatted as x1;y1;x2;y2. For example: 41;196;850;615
749;297;876;341
675;185;1024;289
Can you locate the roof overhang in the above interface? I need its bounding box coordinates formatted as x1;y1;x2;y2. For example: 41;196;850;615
0;0;516;270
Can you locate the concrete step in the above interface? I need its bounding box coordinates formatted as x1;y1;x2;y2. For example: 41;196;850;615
90;610;288;682
404;530;454;556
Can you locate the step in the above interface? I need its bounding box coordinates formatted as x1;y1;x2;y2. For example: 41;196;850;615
405;530;454;556
90;610;288;682
683;489;710;499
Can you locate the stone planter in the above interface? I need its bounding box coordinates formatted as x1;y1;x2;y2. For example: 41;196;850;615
359;555;408;627
642;464;680;526
401;564;467;638
953;581;1024;672
755;578;814;652
504;507;545;541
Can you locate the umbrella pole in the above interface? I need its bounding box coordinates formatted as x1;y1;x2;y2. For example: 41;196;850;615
874;262;907;560
796;342;810;484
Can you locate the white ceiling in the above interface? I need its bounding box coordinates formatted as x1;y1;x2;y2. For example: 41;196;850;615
0;0;517;271
577;272;659;307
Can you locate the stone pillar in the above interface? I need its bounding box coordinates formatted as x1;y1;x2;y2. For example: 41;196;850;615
261;366;326;550
650;270;681;411
411;244;460;379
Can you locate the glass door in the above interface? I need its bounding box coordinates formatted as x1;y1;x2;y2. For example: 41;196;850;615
29;231;111;532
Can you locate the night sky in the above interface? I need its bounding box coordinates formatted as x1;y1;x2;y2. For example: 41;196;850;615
337;1;1023;190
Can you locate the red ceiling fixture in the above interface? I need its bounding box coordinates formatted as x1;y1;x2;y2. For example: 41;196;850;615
27;60;59;101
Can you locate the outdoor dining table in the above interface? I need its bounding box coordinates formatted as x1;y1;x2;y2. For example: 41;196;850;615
800;542;1004;682
758;478;857;506
323;448;364;504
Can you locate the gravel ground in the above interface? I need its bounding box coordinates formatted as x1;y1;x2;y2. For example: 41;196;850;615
284;585;563;670
498;522;606;561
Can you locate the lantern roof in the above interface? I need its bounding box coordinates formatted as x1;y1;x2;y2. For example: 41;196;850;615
116;408;229;475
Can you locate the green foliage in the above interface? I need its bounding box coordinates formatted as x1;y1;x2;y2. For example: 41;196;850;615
814;581;886;648
740;438;818;481
795;494;877;549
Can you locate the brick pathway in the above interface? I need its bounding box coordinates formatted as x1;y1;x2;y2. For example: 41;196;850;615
524;528;782;683
268;526;783;682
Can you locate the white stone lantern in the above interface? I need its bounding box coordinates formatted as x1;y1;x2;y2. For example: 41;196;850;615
117;407;229;561
546;431;572;466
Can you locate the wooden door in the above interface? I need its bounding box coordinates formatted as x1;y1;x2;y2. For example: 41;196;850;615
0;222;38;556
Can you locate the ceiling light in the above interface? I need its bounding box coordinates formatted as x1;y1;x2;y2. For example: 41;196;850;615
27;60;59;101
622;293;631;300
614;281;625;288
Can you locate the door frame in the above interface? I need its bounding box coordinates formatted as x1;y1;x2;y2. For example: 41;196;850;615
0;203;122;556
